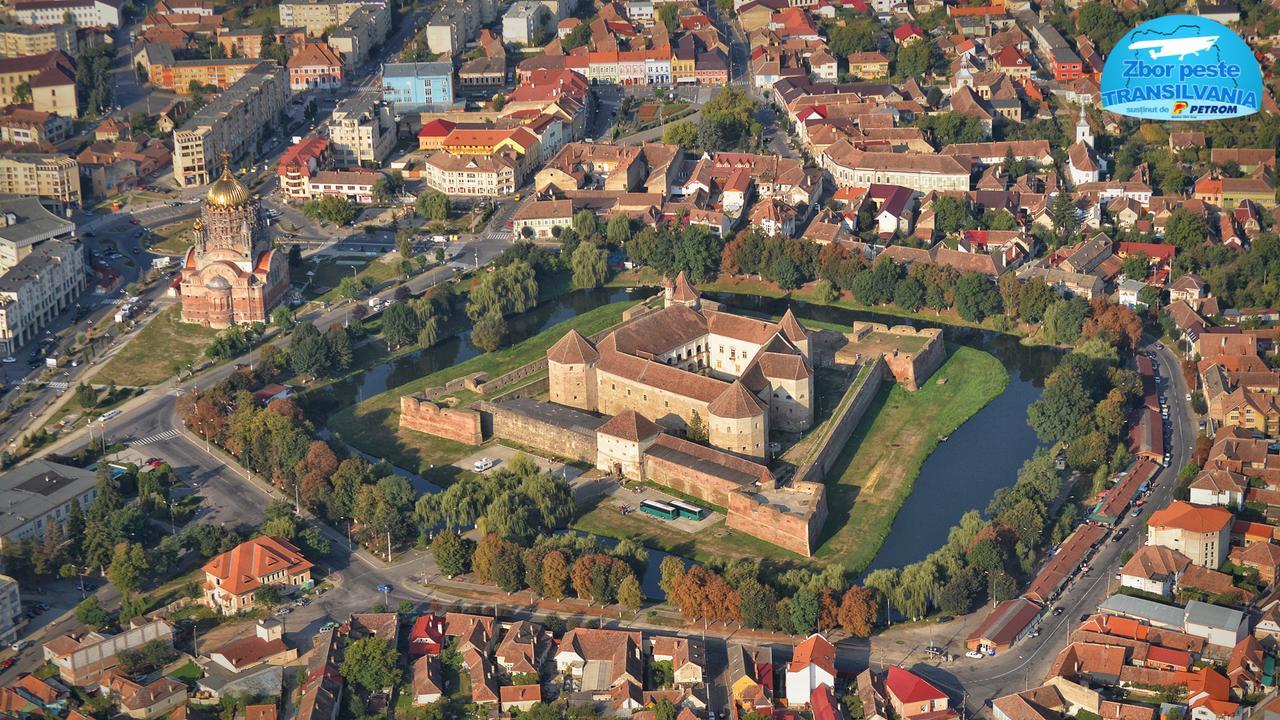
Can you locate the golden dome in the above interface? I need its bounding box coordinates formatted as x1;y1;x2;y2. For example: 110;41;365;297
205;154;250;208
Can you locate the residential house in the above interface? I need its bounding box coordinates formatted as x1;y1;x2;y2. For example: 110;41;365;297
202;536;314;615
883;666;954;720
1147;502;1232;569
1119;545;1191;598
785;634;835;707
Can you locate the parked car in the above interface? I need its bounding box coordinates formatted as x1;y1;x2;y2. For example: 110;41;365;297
965;650;984;659
0;658;14;670
472;457;497;473
376;583;392;593
1112;527;1128;542
1052;607;1064;616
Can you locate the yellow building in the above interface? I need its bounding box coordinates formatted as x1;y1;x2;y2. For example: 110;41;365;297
1221;389;1280;437
1146;501;1232;569
0;25;76;58
0;153;81;211
172;63;288;188
0;51;77;118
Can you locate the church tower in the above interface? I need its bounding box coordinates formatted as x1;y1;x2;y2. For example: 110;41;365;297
1076;103;1093;147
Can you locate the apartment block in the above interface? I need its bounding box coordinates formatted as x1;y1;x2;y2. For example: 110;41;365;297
0;459;96;548
12;0;121;28
45;620;174;686
503;1;548;45
381;61;454;111
328;93;395;167
279;0;381;36
0;153;80;212
0;106;72;145
423;152;520;196
0;576;20;646
327;4;389;69
0;24;76;58
149;57;264;93
0;197;85;354
171;62;289;188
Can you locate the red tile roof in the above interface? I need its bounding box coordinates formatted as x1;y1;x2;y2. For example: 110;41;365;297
789;634;836;675
203;536;312;596
884;666;946;705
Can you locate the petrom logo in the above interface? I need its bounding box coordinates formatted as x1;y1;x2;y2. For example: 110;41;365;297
1100;14;1263;121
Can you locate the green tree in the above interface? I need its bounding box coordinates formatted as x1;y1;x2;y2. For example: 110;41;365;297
606;215;633;245
107;542;147;593
894;276;925;313
381;302;420;349
931;196;972;234
895;41;938;79
1049;191;1079;241
1165;210;1209;253
302;196;358;226
788;587;820;635
470;312;507;352
417;189;450;221
431;531;472;576
271;305;295;331
12;80;31;104
953;272;1001;322
657;3;678;32
1121;252;1150;280
571;241;608;289
341;636;403;692
75;595;113;628
687;410;708;443
618;574;643;610
662;120;699;149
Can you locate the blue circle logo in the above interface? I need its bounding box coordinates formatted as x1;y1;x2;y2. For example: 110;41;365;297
1100;14;1263;121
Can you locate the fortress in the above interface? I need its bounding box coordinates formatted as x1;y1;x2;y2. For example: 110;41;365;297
547;272;815;459
396;274;946;558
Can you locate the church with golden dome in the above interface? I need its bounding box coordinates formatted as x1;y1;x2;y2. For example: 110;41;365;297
179;154;290;328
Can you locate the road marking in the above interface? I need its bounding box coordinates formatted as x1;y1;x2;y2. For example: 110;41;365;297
46;382;68;390
132;429;179;445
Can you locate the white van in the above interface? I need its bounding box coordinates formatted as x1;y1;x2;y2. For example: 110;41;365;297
472;457;497;472
99;409;122;422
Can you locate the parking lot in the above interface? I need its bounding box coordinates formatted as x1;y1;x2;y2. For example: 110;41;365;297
453;444;585;482
601;482;721;533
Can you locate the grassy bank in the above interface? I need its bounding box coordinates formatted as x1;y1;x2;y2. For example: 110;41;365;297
95;306;220;387
814;345;1009;573
572;506;802;565
327;300;637;475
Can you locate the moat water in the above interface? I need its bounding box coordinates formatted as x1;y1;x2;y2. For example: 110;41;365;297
706;294;1060;572
317;286;1060;577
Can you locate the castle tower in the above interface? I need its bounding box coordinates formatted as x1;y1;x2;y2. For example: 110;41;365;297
665;271;701;309
547;329;600;411
707;380;768;459
778;308;810;360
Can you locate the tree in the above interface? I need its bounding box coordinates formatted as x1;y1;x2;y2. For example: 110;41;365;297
1028;374;1094;442
1166;210;1209;253
895;41;938;79
931;196;972;234
837;586;876;637
417;190;450;221
657;2;678;32
659;556;686;597
12;80;31;104
662;120;699;149
571;241;608;289
1019;279;1054;323
561;21;591;50
472;534;523;592
618;574;643;610
1049;191;1079;241
271;305;295;331
382;302;420;349
107;543;147;593
302;196;358;226
542;550;569;598
737;579;778;629
431;530;472;576
953;272;1001;322
687;410;708;443
894;276;925;313
341;636;403;692
788;587;821;635
606;215;633;245
75;595;112;628
1121;252;1150;280
253;585;283;608
470;312;507;352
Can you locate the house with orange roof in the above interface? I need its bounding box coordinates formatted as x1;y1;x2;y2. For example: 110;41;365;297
1147;501;1233;569
883;666;954;720
202;536;313;615
287;43;344;92
785;634;836;706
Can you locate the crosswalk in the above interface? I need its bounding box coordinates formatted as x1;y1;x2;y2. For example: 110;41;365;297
486;229;512;242
132;429;180;445
46;382;68;391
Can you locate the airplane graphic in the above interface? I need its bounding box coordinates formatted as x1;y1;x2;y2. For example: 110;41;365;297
1127;35;1219;60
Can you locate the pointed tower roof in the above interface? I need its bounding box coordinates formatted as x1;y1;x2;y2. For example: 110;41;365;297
547;329;599;365
671;271;700;304
778;308;809;341
707;380;767;419
597;410;663;442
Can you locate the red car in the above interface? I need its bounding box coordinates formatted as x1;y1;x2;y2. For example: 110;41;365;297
1;658;15;670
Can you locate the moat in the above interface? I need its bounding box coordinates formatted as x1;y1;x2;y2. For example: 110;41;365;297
321;287;1059;573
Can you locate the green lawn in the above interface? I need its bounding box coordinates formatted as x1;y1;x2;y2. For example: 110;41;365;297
813;345;1009;572
95;306;221;387
147;221;195;256
168;661;203;682
304;256;406;302
327;300;637;474
572;506;802;569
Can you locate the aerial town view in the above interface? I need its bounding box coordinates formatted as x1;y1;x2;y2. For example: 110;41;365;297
0;0;1278;718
